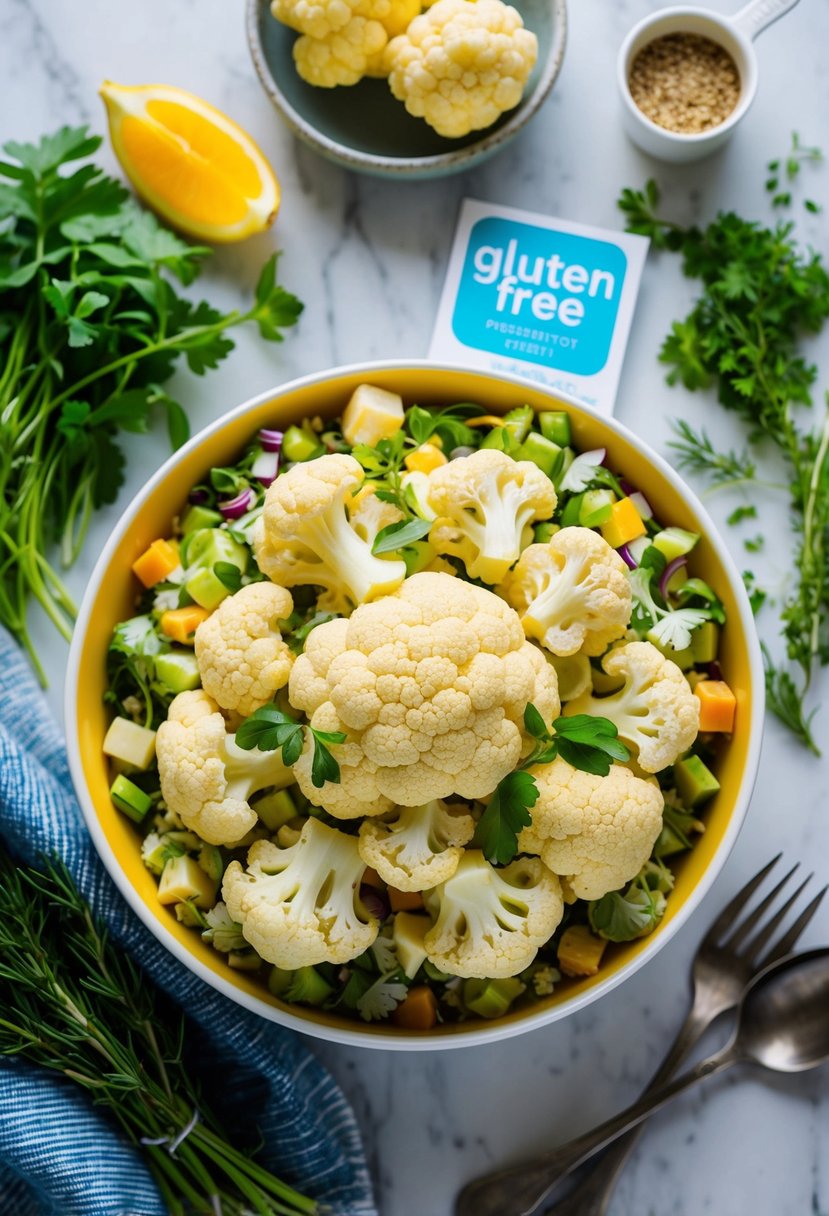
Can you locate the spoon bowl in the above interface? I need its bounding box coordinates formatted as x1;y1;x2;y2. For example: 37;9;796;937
737;949;829;1073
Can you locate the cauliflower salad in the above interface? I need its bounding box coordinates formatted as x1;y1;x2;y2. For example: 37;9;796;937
103;387;736;1029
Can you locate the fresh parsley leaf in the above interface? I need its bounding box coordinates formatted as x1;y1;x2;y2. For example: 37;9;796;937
472;770;538;865
310;734;343;788
727;505;757;525
372;516;432;555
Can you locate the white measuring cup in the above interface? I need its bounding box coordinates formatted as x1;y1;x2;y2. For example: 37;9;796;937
617;0;802;162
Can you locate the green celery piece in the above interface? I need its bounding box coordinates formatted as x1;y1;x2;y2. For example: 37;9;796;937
559;492;585;528
180;504;222;534
282;424;320;462
153;650;201;693
110;774;152;823
517;431;562;477
653;527;699;561
185;566;230;610
674;754;720;808
179;527;248;573
539;411;572;446
254;788;299;831
579;488;616;528
463;977;524;1018
501;405;534;444
690;620;720;664
533;521;560;543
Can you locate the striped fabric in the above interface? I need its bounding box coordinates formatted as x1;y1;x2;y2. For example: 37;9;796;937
0;629;377;1216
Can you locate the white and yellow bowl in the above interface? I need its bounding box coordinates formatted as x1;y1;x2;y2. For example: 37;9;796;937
66;361;763;1050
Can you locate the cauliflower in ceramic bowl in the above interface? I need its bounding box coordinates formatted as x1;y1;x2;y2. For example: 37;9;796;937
246;0;567;177
67;363;762;1048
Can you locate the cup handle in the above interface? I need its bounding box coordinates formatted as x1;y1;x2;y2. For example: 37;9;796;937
731;0;801;40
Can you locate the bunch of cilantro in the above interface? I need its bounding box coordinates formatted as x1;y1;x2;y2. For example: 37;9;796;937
618;141;829;753
0;126;303;682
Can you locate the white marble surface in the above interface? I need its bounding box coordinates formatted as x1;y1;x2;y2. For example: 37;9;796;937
3;0;829;1213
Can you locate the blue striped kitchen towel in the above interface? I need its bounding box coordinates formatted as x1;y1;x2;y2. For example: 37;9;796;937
0;627;377;1216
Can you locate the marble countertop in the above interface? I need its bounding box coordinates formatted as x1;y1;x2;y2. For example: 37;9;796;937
3;0;829;1212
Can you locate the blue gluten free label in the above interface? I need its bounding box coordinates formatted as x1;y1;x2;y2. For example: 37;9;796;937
451;218;628;376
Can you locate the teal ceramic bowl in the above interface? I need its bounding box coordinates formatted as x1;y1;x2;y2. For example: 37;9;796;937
246;0;567;178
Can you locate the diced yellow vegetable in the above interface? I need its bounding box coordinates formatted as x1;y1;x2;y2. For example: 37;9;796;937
341;383;404;447
103;716;157;770
393;911;430;979
157;855;217;907
391;985;437;1030
600;497;647;549
159;605;210;645
404;443;448;474
132;538;180;588
557;924;608;977
694;679;737;732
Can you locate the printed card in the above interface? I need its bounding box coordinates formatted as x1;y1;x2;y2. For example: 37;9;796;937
429;199;649;415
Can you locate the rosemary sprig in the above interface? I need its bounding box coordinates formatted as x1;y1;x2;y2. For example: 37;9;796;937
0;848;318;1216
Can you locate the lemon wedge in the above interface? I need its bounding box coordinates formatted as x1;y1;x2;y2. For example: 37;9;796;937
100;82;280;244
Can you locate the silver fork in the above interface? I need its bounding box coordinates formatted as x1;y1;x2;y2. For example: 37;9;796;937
455;854;827;1216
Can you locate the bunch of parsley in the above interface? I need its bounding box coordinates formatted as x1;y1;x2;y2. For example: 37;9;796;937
618;145;829;752
0;126;302;682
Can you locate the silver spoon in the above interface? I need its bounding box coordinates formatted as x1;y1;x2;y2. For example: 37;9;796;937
455;948;829;1216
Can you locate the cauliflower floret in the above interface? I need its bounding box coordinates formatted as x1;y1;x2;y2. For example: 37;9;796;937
156;691;294;845
565;641;700;773
194;582;294;717
358;798;475;890
271;0;358;37
347;487;404;544
253;454;405;613
288;572;559;810
500;528;633;658
294;16;388;87
518;756;664;901
385;0;538;139
294;700;394;819
424;850;564;978
222;817;378;968
426;450;556;584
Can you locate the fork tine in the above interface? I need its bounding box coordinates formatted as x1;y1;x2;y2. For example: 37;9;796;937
758;885;828;968
740;873;812;963
703;853;782;945
720;862;801;952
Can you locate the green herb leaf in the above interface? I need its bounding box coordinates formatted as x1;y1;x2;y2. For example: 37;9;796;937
372;516;432;555
472;770;538;865
213;561;243;592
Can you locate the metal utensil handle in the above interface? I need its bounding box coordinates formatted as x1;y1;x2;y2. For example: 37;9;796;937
731;0;801;40
456;1048;737;1216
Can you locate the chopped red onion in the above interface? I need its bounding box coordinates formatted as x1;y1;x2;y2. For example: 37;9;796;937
620;478;636;496
659;556;687;600
259;428;284;452
218;488;255;520
359;884;390;921
707;660;724;681
629;490;653;520
251;449;279;486
618;543;638;570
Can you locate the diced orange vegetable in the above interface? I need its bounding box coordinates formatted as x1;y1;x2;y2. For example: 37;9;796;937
361;866;384;889
466;415;505;428
388;887;424;912
160;605;210;645
132;538;179;588
694;679;736;732
600;497;647;549
557;924;608;977
391;985;437;1030
404;443;447;474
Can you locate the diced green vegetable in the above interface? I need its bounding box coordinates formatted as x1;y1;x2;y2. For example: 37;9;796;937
228;951;263;971
185;566;231;611
673;754;720;807
653;527;700;561
479;425;511;452
538;411;572;446
254;788;299;832
551;446;575;487
655;802;706;857
579;488;616;528
533;521;560;543
691;620;720;664
197;844;224;884
269;965;333;1005
646;631;695;669
110;774;152;823
179;527;249;574
516;431;562;477
559;492;584;528
282;424;320;463
463;976;525;1018
103;717;157;770
180;504;223;534
153;650;201;693
174;900;209;929
501;405;534;444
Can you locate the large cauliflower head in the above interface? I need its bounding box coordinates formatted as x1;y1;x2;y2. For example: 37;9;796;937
565;641;700;773
500;528;633;657
518;757;665;901
288;571;560;809
194;582;294;717
424;849;564;978
385;0;538;138
426;449;556;584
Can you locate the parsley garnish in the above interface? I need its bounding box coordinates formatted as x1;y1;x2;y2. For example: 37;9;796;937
235;705;346;788
0;125;302;683
472;705;631;865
